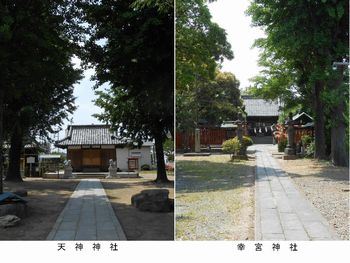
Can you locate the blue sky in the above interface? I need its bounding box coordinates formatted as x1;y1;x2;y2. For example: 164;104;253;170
53;58;103;143
69;65;102;126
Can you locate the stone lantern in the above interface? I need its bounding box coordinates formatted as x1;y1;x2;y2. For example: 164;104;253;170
284;112;296;157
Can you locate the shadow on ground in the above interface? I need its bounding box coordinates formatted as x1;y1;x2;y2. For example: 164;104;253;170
276;158;349;183
176;157;255;193
102;180;174;241
0;179;79;240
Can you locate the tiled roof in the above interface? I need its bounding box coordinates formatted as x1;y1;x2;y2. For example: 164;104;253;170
220;121;238;128
55;125;154;147
55;125;121;146
243;98;281;117
292;112;313;124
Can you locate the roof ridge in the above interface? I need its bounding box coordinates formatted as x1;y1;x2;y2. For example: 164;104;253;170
69;124;110;127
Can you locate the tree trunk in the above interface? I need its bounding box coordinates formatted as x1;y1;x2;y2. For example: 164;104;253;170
329;70;349;167
5;124;23;182
331;118;348;166
154;132;169;183
313;80;327;160
0;90;4;193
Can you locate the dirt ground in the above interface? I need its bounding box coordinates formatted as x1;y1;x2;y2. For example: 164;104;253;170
176;154;255;240
101;171;174;240
0;178;79;240
276;156;349;240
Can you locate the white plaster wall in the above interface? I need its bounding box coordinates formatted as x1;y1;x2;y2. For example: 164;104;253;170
136;146;152;168
116;146;152;171
116;148;129;170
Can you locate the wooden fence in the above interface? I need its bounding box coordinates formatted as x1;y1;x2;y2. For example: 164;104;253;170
176;128;236;150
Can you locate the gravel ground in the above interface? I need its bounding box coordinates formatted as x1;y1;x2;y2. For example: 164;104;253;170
176;154;255;240
274;152;349;240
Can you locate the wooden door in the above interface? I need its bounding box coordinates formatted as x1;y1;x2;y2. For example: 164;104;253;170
82;149;101;171
68;149;82;172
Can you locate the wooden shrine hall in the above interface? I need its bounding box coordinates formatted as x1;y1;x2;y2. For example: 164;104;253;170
55;125;122;172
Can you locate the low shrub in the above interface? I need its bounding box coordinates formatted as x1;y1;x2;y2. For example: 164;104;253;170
242;136;253;147
222;137;241;157
305;141;315;157
222;136;250;158
278;138;287;152
141;164;151;171
301;134;313;148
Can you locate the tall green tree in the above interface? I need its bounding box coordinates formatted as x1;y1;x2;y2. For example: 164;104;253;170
195;71;241;126
1;0;83;182
176;0;234;140
176;0;233;90
83;0;173;183
247;0;348;164
176;71;242;151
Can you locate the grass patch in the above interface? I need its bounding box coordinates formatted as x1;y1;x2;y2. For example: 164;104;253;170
176;154;255;240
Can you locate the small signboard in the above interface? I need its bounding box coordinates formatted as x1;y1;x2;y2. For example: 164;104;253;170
128;158;139;171
130;151;141;157
26;157;35;164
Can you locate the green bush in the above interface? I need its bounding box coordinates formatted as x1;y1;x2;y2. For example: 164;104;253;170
222;137;241;157
222;136;250;158
141;164;151;170
305;141;315;157
301;135;313;148
242;136;253;147
278;138;287;152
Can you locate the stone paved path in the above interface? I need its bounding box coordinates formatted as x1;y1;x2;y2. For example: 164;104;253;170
253;144;339;240
47;179;126;240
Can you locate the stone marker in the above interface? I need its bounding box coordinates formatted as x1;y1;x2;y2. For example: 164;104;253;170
131;189;173;212
194;128;201;153
0;215;21;228
236;113;245;156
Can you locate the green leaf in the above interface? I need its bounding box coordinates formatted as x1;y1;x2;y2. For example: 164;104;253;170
336;4;344;19
327;7;336;18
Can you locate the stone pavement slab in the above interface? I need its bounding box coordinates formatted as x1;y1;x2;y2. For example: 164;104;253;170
47;179;126;240
253;144;339;240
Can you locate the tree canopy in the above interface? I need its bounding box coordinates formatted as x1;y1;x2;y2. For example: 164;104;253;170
247;0;349;165
176;0;233;90
177;71;242;132
176;0;238;140
83;0;174;182
0;0;83;182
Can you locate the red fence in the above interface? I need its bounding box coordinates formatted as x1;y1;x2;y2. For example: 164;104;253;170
273;124;314;145
176;128;235;150
294;126;314;144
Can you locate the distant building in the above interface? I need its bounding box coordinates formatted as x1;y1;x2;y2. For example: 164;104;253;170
55;125;153;172
3;140;47;177
242;95;282;143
